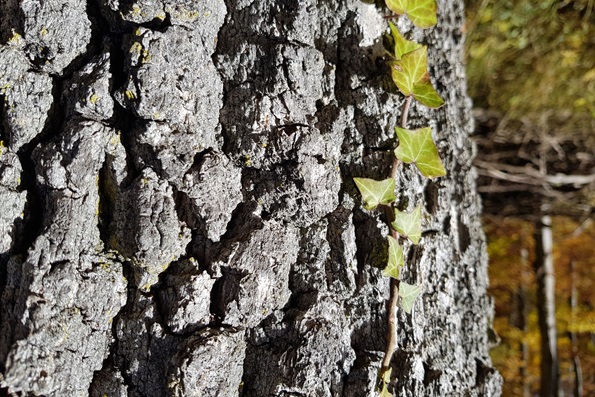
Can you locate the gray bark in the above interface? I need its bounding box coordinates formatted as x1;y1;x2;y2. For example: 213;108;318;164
0;1;501;396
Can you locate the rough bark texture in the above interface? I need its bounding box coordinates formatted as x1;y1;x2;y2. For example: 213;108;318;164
0;1;502;396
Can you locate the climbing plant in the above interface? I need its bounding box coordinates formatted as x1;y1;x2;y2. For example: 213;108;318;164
353;1;444;395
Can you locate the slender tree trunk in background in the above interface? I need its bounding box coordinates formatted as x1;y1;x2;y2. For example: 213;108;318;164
533;215;560;397
569;261;583;397
520;248;531;397
510;247;530;397
0;1;502;396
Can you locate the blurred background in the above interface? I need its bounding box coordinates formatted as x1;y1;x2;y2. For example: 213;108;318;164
464;0;594;396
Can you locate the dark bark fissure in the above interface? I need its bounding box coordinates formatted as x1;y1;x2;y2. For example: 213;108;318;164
0;95;4;143
12;73;64;254
97;158;113;248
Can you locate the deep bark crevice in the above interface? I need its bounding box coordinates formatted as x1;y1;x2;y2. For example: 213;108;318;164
97;157;113;248
0;94;5;143
108;262;135;390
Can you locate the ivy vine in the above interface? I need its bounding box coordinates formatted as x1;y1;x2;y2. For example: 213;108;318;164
353;1;444;395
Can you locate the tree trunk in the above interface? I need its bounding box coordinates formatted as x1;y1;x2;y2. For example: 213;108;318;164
521;248;531;397
512;248;531;397
533;215;560;397
0;1;501;396
569;261;583;397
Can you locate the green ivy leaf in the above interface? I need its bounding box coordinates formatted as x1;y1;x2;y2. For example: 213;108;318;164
389;21;422;60
399;282;422;313
391;205;422;244
386;0;407;14
394;126;446;179
379;383;392;397
379;367;392;397
384;235;405;279
412;80;444;108
385;0;438;28
381;367;392;384
353;177;396;211
390;47;444;108
390;47;428;96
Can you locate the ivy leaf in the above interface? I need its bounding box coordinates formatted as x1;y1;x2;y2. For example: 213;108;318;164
385;0;407;14
404;0;437;28
353;177;396;211
384;235;405;279
389;21;422;60
394;126;446;179
381;367;392;384
412;80;444;108
391;205;422;244
379;383;392;397
379;367;392;397
390;47;428;96
390;47;444;107
399;282;422;313
385;0;438;28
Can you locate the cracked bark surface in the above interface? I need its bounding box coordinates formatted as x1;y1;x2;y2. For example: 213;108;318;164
0;0;502;396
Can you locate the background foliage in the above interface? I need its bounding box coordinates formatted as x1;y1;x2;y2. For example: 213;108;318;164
484;217;595;396
465;0;595;395
465;0;595;134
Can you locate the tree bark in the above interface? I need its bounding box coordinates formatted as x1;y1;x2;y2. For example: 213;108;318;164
0;1;501;396
533;215;560;397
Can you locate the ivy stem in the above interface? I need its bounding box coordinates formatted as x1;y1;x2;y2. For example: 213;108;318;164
381;267;401;372
380;94;412;377
400;96;412;128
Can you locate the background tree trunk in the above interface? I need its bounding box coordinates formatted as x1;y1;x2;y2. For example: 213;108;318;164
533;215;560;397
0;1;501;396
569;260;583;397
512;248;531;397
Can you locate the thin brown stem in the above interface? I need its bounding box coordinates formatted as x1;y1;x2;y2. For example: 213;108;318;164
380;95;413;376
381;278;401;371
400;96;412;129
